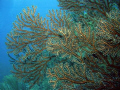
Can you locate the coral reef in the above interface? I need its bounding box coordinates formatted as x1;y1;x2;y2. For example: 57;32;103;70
0;75;28;90
0;74;47;90
6;0;120;89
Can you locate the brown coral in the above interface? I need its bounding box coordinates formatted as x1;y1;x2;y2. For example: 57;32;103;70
5;1;120;90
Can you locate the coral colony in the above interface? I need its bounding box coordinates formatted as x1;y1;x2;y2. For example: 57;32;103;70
5;0;120;89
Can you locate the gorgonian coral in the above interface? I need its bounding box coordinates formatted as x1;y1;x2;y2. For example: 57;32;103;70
6;1;120;89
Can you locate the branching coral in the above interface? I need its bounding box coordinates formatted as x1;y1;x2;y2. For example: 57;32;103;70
57;0;119;29
5;1;120;90
6;6;83;88
96;10;120;57
58;0;117;16
47;62;103;89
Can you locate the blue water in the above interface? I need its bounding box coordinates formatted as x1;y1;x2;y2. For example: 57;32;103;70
0;0;59;82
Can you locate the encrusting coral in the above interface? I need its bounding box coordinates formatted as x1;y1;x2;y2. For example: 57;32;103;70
6;0;120;89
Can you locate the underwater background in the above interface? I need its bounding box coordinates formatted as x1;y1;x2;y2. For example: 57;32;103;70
0;0;120;90
0;0;59;83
